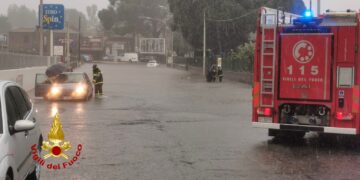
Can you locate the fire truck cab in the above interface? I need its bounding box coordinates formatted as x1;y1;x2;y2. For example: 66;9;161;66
253;7;360;137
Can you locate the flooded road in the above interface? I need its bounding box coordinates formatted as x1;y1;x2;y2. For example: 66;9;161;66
33;63;360;180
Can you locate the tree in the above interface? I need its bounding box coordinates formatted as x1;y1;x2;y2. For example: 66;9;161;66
7;4;37;28
65;9;88;30
168;0;306;53
232;41;255;72
0;16;12;33
265;0;308;15
98;7;116;31
98;0;170;37
87;5;99;27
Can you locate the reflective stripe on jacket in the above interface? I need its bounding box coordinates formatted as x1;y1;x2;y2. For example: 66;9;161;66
93;69;103;84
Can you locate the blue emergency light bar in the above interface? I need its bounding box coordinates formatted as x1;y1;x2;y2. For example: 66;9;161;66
293;17;322;26
284;9;328;34
305;10;313;17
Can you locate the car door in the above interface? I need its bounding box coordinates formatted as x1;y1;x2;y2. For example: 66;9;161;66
35;73;50;97
9;86;36;175
84;73;93;96
19;87;37;142
5;87;29;179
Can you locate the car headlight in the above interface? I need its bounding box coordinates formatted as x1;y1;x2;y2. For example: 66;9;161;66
50;86;61;95
75;85;86;95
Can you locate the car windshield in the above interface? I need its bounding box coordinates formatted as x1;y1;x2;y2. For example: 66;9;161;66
54;74;85;84
149;60;156;63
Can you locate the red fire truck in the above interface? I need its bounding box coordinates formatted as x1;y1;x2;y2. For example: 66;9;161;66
253;7;360;138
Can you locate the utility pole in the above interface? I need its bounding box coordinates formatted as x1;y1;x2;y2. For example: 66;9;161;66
165;27;168;65
78;16;81;65
171;30;174;67
66;22;70;67
317;0;321;16
50;30;53;56
39;0;44;56
202;10;206;76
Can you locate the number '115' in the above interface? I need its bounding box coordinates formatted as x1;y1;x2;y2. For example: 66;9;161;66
287;65;319;75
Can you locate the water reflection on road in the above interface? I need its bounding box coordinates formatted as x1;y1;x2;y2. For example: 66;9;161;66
253;133;360;179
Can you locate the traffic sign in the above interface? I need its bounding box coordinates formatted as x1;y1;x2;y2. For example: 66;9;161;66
42;4;65;30
54;46;64;56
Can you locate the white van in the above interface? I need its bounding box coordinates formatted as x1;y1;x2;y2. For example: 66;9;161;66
120;53;139;62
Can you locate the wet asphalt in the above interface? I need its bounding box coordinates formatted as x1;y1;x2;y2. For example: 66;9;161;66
33;63;360;180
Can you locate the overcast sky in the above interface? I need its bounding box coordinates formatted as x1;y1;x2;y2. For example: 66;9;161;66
0;0;109;16
0;0;360;17
304;0;360;16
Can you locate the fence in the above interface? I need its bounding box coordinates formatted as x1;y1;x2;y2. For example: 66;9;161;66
0;52;59;70
175;56;253;73
171;55;254;84
169;62;253;84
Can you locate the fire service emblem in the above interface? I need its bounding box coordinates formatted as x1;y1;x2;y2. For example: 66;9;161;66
42;113;71;159
31;113;83;170
32;113;83;170
293;40;314;64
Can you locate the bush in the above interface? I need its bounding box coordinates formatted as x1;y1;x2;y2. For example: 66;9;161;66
232;41;254;72
222;41;254;72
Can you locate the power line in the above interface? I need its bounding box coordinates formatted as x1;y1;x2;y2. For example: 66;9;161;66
206;9;258;22
205;0;275;22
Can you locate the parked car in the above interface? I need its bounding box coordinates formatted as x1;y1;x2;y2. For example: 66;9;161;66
35;72;93;101
81;54;93;62
0;81;42;180
146;60;160;67
102;55;114;61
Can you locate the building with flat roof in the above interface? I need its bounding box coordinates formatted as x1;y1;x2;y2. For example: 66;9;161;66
8;27;79;56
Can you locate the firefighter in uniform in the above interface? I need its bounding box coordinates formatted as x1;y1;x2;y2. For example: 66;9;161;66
210;64;217;82
92;64;104;97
